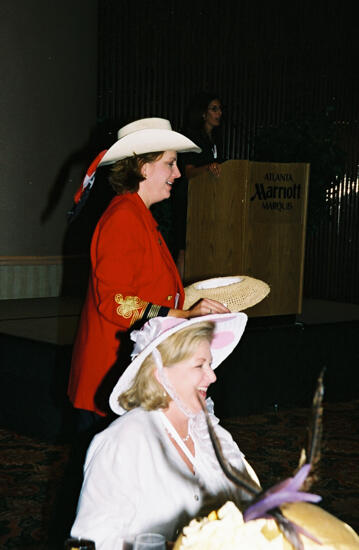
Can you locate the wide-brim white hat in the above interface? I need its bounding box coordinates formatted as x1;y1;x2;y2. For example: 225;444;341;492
109;312;247;415
184;276;270;312
98;117;201;165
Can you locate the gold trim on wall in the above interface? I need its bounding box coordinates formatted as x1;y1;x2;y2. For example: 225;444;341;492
0;256;89;299
0;255;88;266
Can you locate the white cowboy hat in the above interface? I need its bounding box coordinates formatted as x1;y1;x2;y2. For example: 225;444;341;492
98;117;201;165
184;276;270;312
109;312;247;415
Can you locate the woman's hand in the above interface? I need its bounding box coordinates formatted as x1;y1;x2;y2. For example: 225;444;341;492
169;299;230;319
208;162;221;177
185;163;221;180
187;298;229;317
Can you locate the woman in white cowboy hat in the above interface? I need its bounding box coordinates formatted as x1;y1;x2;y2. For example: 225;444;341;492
67;118;229;431
70;313;259;549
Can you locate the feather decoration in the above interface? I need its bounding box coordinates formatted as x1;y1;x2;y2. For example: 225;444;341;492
270;509;305;550
197;372;325;550
199;396;261;497
198;395;306;550
298;367;326;491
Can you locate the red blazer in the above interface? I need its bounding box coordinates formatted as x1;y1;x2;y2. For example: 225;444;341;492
68;193;184;414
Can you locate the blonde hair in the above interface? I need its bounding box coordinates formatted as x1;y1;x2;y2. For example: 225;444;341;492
119;321;215;412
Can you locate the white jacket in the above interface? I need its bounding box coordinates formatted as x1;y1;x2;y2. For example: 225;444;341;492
71;407;257;549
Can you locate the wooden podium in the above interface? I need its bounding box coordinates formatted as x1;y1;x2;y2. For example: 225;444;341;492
184;160;310;317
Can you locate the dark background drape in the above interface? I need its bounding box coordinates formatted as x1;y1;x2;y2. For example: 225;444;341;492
96;0;359;304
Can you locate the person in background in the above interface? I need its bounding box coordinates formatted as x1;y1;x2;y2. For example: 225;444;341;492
70;313;259;549
172;93;224;277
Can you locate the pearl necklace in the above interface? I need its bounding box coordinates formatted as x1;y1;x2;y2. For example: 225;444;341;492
165;426;190;443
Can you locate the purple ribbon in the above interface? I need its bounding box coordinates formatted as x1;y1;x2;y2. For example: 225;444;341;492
243;464;323;545
244;464;321;522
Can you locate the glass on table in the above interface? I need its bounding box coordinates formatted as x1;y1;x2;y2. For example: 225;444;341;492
133;532;166;550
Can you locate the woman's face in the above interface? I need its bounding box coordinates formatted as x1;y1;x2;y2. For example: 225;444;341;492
164;340;216;414
203;99;222;130
140;150;181;207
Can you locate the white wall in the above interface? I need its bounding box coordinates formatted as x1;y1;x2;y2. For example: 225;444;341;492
0;0;98;258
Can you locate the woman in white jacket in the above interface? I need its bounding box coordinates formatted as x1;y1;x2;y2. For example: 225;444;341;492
70;312;259;549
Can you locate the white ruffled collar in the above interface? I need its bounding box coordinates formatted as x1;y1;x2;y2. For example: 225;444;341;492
158;399;242;497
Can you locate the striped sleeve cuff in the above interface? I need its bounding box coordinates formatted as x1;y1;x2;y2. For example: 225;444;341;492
143;303;170;320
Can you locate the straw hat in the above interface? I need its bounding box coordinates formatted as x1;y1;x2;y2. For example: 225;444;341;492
109;312;247;415
98;117;201;165
183;276;270;312
173;501;359;550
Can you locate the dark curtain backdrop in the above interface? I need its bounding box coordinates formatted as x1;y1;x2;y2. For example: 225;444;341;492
97;0;359;303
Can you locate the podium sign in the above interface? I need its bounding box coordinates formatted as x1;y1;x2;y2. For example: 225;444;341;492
184;160;310;316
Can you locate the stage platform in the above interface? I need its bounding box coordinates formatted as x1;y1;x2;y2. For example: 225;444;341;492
0;296;83;345
0;297;359;345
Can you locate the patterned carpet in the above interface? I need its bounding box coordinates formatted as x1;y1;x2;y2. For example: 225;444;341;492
1;400;358;549
225;400;359;532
